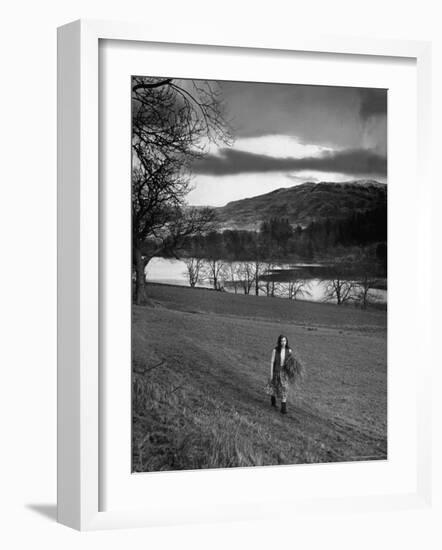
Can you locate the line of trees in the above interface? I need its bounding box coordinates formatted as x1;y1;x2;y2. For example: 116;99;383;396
181;210;387;267
180;249;386;309
182;257;313;300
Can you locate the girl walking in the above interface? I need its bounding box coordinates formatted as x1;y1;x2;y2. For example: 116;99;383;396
266;334;303;414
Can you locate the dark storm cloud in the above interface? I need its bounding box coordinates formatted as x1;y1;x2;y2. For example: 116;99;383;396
193;148;387;177
219;82;362;142
359;89;387;120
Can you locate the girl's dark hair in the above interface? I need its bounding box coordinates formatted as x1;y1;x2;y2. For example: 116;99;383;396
275;334;289;351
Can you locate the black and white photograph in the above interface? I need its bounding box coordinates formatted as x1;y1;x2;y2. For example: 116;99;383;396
4;0;438;543
131;76;387;472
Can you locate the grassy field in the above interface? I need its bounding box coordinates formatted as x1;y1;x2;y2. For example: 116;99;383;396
132;283;387;472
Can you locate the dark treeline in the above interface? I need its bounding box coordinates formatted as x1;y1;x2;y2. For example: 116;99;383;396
180;205;387;275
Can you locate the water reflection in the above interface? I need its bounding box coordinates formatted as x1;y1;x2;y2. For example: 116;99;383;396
145;257;387;304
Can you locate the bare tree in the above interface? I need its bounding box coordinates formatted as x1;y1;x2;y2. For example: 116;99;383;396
344;251;384;309
261;262;285;297
203;259;226;290
132;77;231;304
354;275;372;309
225;261;240;294
322;277;355;305
237;262;255;295
134;202;215;298
320;260;359;305
183;257;205;288
261;262;274;297
353;259;383;309
252;261;267;296
286;279;312;300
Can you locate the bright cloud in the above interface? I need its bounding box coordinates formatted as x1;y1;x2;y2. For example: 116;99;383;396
234;135;333;159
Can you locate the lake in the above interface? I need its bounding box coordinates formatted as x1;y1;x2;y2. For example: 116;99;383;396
145;257;387;305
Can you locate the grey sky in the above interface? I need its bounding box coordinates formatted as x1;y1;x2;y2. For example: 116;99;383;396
218;82;387;152
186;81;387;206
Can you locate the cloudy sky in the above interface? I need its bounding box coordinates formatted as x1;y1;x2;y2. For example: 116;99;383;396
183;80;387;207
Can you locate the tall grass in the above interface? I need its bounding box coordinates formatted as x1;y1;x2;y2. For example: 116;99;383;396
132;356;328;471
133;359;267;471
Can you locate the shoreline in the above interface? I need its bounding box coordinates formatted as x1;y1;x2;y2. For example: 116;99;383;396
144;280;388;311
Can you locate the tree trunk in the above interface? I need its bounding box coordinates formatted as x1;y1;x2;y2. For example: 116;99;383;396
361;277;369;309
335;280;342;305
134;247;148;305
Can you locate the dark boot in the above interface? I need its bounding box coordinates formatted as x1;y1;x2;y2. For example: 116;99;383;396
271;395;276;408
281;402;287;414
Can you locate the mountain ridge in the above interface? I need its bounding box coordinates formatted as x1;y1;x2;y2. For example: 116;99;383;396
210;179;386;231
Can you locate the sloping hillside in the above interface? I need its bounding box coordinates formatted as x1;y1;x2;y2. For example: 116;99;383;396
132;284;387;471
213;180;387;231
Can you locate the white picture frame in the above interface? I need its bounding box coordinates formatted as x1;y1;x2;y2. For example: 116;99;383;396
57;19;432;531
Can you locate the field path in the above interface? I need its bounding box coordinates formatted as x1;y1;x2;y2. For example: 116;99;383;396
132;284;387;470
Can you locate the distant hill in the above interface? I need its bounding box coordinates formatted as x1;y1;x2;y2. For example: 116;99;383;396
212;180;387;231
